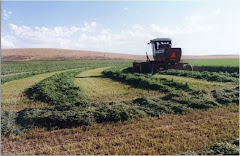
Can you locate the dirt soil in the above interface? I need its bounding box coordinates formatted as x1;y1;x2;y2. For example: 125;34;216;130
1;48;238;61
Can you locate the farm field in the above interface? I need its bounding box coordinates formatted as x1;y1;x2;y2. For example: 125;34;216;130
184;58;239;67
2;48;238;61
1;58;239;155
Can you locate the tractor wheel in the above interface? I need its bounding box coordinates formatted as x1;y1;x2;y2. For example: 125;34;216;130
184;64;193;71
152;65;157;75
169;64;184;70
163;66;169;70
140;62;150;73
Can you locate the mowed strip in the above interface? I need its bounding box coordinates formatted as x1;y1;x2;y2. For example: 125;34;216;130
2;105;238;155
1;68;81;111
75;67;162;102
154;74;234;90
1;72;30;78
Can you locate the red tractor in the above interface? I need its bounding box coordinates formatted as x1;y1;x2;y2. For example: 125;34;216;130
133;38;193;74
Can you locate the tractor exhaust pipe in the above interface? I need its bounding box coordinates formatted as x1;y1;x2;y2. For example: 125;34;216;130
146;52;150;62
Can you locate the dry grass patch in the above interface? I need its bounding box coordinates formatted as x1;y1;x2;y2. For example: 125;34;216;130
75;67;162;102
2;105;238;155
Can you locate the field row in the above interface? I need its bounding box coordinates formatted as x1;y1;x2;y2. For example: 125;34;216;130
1;60;132;84
2;58;239;84
1;59;239;155
158;69;239;83
2;58;239;75
2;67;238;136
74;68;161;102
1;60;132;75
2;105;238;155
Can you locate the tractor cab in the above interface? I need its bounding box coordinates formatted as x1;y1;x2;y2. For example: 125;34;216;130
132;38;192;74
149;38;172;59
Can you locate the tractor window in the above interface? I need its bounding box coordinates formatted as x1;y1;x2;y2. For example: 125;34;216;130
161;41;171;45
155;42;161;50
152;43;156;56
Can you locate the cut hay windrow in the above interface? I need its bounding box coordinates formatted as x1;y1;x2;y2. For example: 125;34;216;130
158;69;239;83
102;67;194;92
2;72;40;84
25;69;90;106
193;65;239;73
195;138;239;155
2;85;238;136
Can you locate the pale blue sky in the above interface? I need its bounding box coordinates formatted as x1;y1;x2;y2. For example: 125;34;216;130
1;1;240;55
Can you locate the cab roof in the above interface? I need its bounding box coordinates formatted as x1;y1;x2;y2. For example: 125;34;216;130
150;38;172;42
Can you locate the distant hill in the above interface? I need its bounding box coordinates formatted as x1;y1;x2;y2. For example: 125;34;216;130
1;48;238;61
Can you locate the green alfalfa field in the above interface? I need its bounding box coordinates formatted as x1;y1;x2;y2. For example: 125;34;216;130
1;58;239;155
